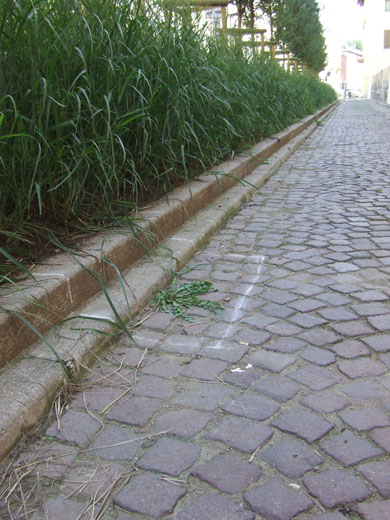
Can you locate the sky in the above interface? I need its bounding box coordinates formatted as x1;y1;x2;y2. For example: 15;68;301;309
319;0;365;44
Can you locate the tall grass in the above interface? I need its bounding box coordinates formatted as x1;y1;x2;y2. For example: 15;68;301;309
0;0;336;269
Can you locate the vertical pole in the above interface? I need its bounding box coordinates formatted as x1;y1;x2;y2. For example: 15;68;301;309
221;6;227;34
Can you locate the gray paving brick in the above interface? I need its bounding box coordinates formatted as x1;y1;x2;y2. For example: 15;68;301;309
338;359;386;379
355;500;390;519
263;337;306;353
303;469;371;508
331;339;370;358
339;407;390;431
341;380;389;400
159;334;203;354
246;350;296;373
300;390;350;413
222;392;280;420
358;461;390;497
32;497;100;520
180;358;228;380
88;425;144;460
288;365;341;390
233;328;271;346
271;408;333;443
222;366;262;388
113;472;186;517
141;357;183;378
370;427;390;452
300;346;336;366
299;328;341;347
204;416;273;453
154;409;212;439
329;320;374;337
367;315;390;332
133;374;174;398
45;410;101;447
172;382;234;411
320;430;383;467
107;396;161;426
251;374;301;402
245;478;313;519
138;437;200;476
174;495;255;520
192;453;261;493
260;437;323;477
199;339;249;362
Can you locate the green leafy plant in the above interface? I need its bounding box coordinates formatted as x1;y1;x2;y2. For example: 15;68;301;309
151;279;224;321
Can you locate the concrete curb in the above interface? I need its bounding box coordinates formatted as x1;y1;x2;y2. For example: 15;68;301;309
0;101;338;460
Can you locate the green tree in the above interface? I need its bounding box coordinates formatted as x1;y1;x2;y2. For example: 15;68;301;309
273;0;327;72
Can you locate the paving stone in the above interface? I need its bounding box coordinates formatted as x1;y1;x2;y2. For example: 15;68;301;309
244;478;313;519
246;350;296;373
173;382;234;411
300;390;350;413
317;307;358;322
351;302;390;317
142;312;175;330
263;337;306;353
32;497;100;520
159;334;203;354
303;515;347;520
260;437;323;477
192;454;261;494
320;430;383;467
180;358;228;381
341;380;389;400
251;375;301;402
331;339;370;358
299;328;341;347
355;500;390;520
113;472;186;517
106;396;161;426
204;416;273;453
303;469;371;508
338;358;386;379
292;284;324;297
174;495;255;520
233;328;271;346
241;315;278;328
138;437;200;476
19;442;77;480
199;340;249;362
154;409;212;439
71;385;127;413
60;460;124;498
271;408;333;443
88;425;144;460
370;427;390;452
262;303;296;318
222;366;262;388
141;357;183;378
205;323;242;339
132;329;164;349
45;410;101;447
358;461;390;497
265;321;304;336
363;334;390;352
133;374;174;398
367;315;390;332
354;290;388;302
288;299;326;313
289;314;327;329
222;392;280;420
288;365;341;391
300;346;336;366
339;407;390;431
329;320;374;337
316;293;351;306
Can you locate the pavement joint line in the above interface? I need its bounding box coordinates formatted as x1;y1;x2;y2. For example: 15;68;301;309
0;102;337;461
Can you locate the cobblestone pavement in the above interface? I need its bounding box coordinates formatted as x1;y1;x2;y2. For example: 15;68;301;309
2;99;390;520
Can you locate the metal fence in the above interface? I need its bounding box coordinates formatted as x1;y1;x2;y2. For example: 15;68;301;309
371;66;390;104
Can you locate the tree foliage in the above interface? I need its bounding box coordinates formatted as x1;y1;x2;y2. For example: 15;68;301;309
273;0;327;72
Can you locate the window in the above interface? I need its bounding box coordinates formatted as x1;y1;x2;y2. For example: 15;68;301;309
385;30;390;48
386;0;390;11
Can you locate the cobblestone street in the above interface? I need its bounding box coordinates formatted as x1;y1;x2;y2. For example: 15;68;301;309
3;99;390;519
